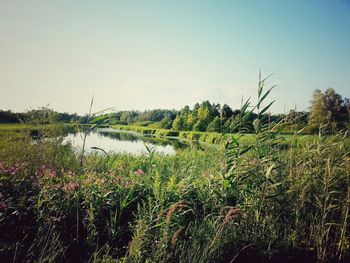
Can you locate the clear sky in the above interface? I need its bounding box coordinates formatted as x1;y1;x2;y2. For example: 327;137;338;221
0;0;349;114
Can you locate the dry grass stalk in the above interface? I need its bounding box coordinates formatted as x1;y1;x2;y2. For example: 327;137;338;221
222;207;243;224
166;201;189;224
171;226;185;246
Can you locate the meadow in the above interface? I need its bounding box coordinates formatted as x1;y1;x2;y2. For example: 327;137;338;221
0;118;349;263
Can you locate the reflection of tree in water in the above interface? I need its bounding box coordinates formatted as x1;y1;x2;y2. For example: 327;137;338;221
172;140;187;150
97;131;206;151
99;131;139;142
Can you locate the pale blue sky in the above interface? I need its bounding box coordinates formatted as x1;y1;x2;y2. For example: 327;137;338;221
0;0;349;114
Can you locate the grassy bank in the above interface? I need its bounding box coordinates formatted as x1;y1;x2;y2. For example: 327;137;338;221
113;124;258;145
0;123;77;136
111;124;322;147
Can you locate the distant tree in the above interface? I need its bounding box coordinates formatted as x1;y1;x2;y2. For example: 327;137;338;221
207;116;221;132
191;101;217;131
193;118;207;132
309;89;328;125
324;88;343;124
158;114;173;129
283;110;308;131
120;111;140;124
186;103;199;130
308;88;348;130
0;110;21;123
180;105;191;115
340;98;350;123
172;115;186;131
220;104;234;120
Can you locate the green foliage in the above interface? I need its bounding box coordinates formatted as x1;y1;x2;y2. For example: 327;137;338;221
309;88;350;131
207;116;222;132
172;115;187;131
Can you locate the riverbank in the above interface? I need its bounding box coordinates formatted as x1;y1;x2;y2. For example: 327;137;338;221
112;124;255;144
111;124;319;147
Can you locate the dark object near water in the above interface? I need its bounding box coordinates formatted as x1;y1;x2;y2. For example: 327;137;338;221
29;130;42;139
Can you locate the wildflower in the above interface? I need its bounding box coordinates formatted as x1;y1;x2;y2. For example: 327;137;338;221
124;180;132;188
0;161;5;171
8;166;18;175
0;192;3;199
22;161;29;168
48;169;57;178
54;183;62;190
63;182;80;192
134;169;145;176
95;178;105;185
0;201;7;210
114;176;122;184
86;176;94;184
67;170;75;177
35;169;43;177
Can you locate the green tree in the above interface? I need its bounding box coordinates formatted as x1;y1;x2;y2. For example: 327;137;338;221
172;115;186;131
324;88;343;124
158;114;173;129
309;88;345;129
220;104;233;120
309;89;328;125
207;116;221;132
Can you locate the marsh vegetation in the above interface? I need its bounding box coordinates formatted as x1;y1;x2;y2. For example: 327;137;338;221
0;78;349;263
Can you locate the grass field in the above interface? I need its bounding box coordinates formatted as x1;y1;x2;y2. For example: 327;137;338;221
0;123;349;262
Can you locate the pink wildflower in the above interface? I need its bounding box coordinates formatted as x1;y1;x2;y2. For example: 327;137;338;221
124;180;132;188
86;177;94;183
54;183;62;190
134;169;145;176
0;161;5;170
35;169;43;177
8;166;18;175
114;176;122;184
67;170;75;177
47;169;57;178
63;182;80;192
0;201;7;210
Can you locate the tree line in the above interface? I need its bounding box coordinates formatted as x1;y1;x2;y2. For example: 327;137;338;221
1;88;349;133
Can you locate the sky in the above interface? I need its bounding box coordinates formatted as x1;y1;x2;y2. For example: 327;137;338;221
0;0;349;114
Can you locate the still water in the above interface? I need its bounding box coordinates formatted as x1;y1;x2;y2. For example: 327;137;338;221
63;128;182;155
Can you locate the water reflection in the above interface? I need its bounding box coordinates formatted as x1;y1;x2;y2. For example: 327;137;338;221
63;128;204;155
